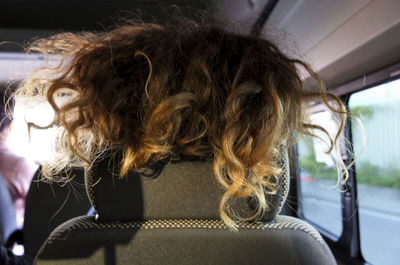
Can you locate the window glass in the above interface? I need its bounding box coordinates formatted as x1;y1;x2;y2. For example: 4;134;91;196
1;52;59;163
349;78;400;265
7;98;57;164
297;108;343;237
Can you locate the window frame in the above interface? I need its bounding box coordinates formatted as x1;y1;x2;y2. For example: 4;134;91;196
295;62;400;265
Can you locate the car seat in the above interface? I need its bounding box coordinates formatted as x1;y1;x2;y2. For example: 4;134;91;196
33;152;337;265
22;167;91;258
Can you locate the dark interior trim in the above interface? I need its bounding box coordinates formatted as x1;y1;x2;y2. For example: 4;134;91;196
251;0;279;36
330;62;400;96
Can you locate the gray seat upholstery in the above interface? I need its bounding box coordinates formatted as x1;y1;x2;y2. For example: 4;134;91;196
23;167;91;257
34;154;337;265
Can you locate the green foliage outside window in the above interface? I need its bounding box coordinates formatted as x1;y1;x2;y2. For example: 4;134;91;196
299;133;400;189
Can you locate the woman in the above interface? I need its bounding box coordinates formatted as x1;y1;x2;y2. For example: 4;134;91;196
13;20;348;234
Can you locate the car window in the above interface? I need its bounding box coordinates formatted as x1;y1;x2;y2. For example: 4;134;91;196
297;107;345;237
349;78;400;265
7;98;56;163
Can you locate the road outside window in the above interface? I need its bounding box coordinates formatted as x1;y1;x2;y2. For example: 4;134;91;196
297;108;344;237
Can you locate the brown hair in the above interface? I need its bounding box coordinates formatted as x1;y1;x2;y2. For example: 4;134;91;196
14;21;347;229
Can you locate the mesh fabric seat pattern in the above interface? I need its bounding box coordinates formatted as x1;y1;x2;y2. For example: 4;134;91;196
34;155;337;265
35;215;336;265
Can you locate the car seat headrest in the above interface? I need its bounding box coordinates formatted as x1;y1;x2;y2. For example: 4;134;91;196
85;151;290;222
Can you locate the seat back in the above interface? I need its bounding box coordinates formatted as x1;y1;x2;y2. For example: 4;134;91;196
23;168;91;257
0;174;17;245
34;154;337;265
35;215;336;265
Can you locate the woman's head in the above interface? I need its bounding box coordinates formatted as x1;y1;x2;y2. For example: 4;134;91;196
14;21;347;228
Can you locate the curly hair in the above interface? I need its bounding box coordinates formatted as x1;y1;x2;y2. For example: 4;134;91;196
14;21;347;229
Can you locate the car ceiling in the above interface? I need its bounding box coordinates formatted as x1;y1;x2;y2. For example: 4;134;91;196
1;0;400;90
0;0;275;50
1;0;222;33
266;0;400;90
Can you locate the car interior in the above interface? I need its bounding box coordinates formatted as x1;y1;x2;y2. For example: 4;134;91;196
0;0;399;264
